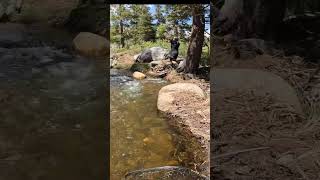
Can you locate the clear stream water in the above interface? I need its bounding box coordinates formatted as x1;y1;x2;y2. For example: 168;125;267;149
110;69;182;179
0;23;205;179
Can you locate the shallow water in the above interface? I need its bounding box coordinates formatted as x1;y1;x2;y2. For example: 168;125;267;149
110;70;182;179
0;47;108;180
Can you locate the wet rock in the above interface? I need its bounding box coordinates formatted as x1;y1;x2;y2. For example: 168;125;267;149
143;137;154;145
73;32;109;57
133;72;146;80
157;83;206;112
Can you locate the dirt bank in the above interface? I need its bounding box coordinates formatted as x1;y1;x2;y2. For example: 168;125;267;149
155;69;211;176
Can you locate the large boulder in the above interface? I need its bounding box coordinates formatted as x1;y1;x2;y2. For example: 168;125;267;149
73;32;108;57
11;0;78;25
211;68;303;113
135;47;168;63
157;83;206;112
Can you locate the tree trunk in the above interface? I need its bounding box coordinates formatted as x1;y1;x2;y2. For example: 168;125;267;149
120;19;125;48
214;0;286;40
174;20;179;37
184;5;205;73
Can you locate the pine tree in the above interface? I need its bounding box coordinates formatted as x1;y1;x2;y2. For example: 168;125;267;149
165;5;192;41
110;5;131;48
155;5;165;25
177;4;205;73
136;5;156;42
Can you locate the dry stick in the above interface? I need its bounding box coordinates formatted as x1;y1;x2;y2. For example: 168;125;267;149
213;147;270;160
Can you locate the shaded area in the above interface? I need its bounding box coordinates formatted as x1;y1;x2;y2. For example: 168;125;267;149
0;24;107;179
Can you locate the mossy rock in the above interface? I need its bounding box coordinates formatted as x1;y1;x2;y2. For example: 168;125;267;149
130;63;151;73
113;63;133;70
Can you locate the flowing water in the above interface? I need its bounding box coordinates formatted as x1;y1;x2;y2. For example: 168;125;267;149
0;23;206;179
0;24;108;180
110;69;183;179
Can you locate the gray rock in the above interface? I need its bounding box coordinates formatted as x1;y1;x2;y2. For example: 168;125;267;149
133;53;140;61
136;47;169;63
149;46;168;60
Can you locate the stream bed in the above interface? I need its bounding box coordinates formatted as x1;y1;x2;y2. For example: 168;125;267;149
110;69;183;179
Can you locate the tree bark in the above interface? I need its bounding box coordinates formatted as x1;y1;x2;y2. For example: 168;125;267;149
184;5;205;73
120;19;125;48
214;0;286;40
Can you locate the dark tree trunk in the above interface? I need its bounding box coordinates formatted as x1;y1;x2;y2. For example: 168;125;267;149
184;5;205;73
214;0;286;40
210;2;214;66
120;19;125;48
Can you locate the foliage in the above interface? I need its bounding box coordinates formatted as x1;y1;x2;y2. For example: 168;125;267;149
156;24;167;40
136;5;156;42
155;5;166;25
111;4;210;67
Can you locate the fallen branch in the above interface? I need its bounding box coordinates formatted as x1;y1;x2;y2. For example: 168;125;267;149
213;147;270;159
